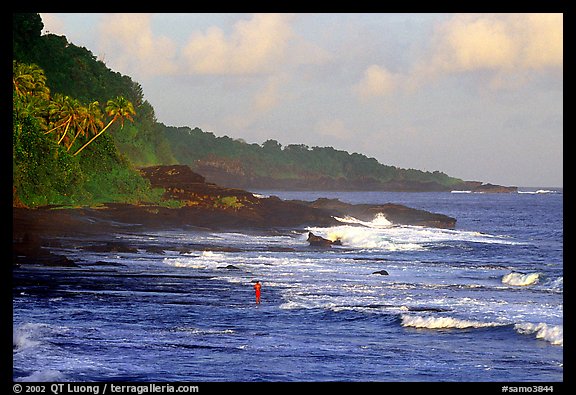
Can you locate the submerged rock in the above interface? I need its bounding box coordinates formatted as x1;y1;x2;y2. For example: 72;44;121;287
219;264;242;270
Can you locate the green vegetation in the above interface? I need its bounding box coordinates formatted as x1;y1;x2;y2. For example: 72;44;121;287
13;13;176;169
12;58;163;207
162;126;464;188
214;196;244;210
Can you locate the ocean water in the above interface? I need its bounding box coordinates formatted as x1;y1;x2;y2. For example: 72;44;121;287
13;189;563;382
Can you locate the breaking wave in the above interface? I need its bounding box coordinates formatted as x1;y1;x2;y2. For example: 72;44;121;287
502;272;540;286
515;322;563;346
401;314;504;329
334;213;393;227
307;212;520;251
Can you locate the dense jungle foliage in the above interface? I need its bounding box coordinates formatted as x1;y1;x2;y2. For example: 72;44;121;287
13;13;165;207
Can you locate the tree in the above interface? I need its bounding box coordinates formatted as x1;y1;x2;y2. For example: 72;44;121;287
46;94;87;148
262;139;282;152
13;61;49;99
13;61;51;131
13;13;43;62
68;101;103;151
73;96;135;156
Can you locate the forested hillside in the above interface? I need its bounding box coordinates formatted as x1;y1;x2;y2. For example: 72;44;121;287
162;125;464;191
13;13;167;207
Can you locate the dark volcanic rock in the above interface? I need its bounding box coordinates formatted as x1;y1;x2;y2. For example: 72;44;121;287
81;242;139;253
307;232;340;247
13;234;78;267
301;198;456;229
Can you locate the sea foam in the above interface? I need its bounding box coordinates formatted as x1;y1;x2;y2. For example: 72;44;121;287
401;314;503;329
502;272;540;286
308;211;518;251
515;322;563;346
16;369;66;382
13;323;48;352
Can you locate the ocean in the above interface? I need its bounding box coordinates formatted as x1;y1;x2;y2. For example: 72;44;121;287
13;189;563;382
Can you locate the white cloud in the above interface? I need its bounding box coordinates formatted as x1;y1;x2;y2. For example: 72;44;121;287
181;13;296;75
355;13;564;98
97;13;178;78
353;64;400;98
413;13;563;89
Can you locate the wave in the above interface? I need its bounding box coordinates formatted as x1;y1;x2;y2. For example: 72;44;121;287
15;369;66;382
518;189;559;194
13;323;44;352
334;213;393;228
175;327;235;336
544;276;563;292
401;314;504;329
502;272;540;286
515;322;563;346
12;323;63;352
164;250;227;269
307;213;520;251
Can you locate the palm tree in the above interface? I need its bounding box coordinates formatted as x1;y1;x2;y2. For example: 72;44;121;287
13;61;51;130
67;101;103;152
12;61;50;99
46;94;85;148
73;96;135;156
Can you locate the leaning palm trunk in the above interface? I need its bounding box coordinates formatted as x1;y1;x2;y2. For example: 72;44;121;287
57;117;72;145
67;125;87;152
72;117;116;156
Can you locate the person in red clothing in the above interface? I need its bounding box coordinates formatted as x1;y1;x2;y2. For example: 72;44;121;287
253;281;262;304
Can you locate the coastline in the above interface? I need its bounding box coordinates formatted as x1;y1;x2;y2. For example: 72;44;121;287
13;165;457;267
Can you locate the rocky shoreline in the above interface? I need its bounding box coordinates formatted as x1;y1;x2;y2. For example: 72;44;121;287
13;165;457;267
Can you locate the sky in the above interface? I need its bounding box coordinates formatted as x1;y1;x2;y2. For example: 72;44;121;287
39;13;563;187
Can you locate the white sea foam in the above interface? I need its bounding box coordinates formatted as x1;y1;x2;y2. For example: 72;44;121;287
176;327;235;335
502;272;540;286
16;369;66;382
12;322;68;352
515;322;563;346
308;213;519;251
334;213;393;228
13;323;47;352
164;250;229;269
401;314;504;329
323;225;425;251
544;276;563;292
518;189;558;194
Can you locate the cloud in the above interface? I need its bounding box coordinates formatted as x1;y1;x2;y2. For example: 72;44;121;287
181;13;296;75
355;13;563;97
413;13;563;89
353;64;400;98
97;13;178;78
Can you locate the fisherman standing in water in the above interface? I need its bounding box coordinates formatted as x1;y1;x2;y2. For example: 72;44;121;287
254;281;262;304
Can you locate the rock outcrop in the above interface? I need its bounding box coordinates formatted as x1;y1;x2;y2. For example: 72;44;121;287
307;232;342;247
298;198;456;229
